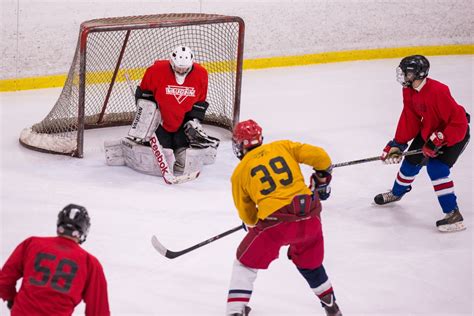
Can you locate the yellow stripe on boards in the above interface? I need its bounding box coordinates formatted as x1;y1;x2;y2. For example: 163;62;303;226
1;44;472;92
0;74;67;92
243;44;474;70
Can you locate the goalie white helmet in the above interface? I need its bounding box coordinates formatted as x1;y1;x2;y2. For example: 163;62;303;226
170;46;194;84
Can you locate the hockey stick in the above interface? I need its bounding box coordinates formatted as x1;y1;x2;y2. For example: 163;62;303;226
151;225;244;259
148;133;200;184
124;72;199;184
332;149;422;168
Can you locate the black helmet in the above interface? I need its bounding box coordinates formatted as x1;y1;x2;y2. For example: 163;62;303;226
57;204;91;244
396;55;430;87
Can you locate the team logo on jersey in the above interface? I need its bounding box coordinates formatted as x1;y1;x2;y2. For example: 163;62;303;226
165;85;196;104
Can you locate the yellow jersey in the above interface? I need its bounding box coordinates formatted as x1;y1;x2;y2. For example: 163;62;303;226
231;140;331;225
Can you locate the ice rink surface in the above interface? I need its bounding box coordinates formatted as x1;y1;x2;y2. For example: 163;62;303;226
0;56;472;315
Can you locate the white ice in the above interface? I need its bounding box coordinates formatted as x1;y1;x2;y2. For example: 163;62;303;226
1;56;472;316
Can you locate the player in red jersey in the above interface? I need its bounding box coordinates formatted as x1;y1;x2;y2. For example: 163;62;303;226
105;46;219;177
375;55;470;232
139;46;219;174
225;120;342;316
0;204;110;315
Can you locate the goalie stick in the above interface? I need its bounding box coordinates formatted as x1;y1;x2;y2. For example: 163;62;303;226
332;149;422;168
124;72;199;184
151;225;244;259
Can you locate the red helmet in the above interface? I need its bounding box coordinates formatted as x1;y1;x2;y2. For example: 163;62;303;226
232;119;263;159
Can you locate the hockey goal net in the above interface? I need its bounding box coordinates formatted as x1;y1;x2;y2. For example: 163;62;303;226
19;13;245;157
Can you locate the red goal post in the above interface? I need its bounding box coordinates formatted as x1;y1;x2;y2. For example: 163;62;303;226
19;13;245;157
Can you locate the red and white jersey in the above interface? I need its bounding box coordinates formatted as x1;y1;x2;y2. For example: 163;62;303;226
0;236;110;316
394;78;469;146
140;60;208;132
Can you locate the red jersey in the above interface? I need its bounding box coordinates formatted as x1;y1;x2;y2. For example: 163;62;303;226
394;78;468;146
140;60;208;132
0;236;110;316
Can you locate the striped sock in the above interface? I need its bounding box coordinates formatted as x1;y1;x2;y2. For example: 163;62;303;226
392;160;421;196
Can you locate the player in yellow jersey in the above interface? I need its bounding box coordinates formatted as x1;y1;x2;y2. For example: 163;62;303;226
226;120;342;316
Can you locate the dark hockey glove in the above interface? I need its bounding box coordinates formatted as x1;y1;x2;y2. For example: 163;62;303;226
184;101;209;122
381;139;408;164
310;168;333;201
7;300;13;310
422;132;445;158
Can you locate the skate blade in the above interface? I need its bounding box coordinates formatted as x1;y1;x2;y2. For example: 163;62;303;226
437;221;466;232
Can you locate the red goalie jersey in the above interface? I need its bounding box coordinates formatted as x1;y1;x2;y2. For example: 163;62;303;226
140;60;208;132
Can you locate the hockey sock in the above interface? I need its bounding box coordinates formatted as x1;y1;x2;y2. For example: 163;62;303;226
392;159;422;196
297;265;334;301
427;159;458;213
226;260;257;315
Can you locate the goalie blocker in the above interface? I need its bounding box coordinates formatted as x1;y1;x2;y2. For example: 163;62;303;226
104;89;218;177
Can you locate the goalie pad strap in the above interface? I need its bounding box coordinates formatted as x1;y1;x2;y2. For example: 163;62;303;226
128;99;162;141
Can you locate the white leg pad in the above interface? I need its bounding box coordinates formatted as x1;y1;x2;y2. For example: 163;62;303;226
201;146;217;165
121;138;174;177
104;139;125;166
182;148;205;174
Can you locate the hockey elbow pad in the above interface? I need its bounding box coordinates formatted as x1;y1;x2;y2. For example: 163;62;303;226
185;101;209;122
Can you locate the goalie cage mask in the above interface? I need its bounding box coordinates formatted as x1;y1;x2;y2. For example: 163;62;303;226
396;55;430;87
57;204;91;244
170;46;194;84
232;119;263;159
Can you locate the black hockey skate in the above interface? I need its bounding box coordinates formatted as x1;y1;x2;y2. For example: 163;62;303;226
374;186;411;205
230;306;251;316
321;293;342;316
436;208;466;232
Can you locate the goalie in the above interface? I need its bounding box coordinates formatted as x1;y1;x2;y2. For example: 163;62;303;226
105;46;220;177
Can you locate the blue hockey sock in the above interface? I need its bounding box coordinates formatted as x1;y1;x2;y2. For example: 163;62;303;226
427;159;458;213
297;265;334;299
392;159;422;196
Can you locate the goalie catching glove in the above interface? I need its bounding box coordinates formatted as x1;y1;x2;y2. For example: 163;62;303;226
184;119;220;149
309;167;333;201
182;101;220;149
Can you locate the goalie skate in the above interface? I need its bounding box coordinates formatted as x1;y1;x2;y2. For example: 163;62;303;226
184;119;220;149
436;208;466;232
